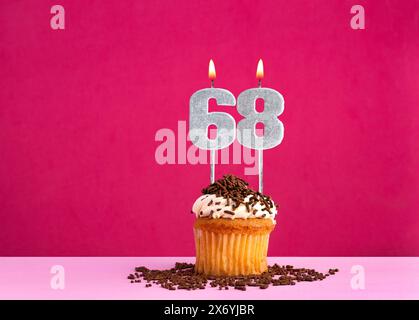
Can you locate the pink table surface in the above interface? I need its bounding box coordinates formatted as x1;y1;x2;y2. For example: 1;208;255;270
0;257;418;300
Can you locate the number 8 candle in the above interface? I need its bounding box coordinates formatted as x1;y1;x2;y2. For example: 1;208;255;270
237;59;285;193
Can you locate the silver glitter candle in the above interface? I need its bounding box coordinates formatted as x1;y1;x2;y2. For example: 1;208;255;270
237;60;285;192
189;60;236;183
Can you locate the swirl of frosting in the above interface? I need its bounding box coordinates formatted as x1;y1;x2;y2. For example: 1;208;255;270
192;175;278;223
192;194;277;223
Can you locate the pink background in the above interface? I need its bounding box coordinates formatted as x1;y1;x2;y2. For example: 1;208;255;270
1;1;418;256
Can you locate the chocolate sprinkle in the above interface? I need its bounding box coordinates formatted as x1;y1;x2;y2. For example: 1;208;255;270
128;263;338;291
201;175;277;214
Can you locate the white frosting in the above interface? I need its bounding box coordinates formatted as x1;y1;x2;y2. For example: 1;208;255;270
192;194;277;223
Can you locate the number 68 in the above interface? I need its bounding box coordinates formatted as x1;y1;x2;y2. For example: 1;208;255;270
189;88;284;151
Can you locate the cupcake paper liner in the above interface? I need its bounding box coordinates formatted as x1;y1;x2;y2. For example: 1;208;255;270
194;227;271;276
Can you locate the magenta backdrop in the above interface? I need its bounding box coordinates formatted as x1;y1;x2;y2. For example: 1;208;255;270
1;1;418;256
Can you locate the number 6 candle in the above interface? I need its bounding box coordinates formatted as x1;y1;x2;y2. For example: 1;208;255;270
189;60;236;183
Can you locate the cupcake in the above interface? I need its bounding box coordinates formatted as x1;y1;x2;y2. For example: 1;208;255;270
192;174;278;276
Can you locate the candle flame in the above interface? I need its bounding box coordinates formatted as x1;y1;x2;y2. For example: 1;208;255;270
256;59;264;80
208;59;216;81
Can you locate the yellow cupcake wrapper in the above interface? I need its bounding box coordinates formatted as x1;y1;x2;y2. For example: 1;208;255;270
194;227;271;276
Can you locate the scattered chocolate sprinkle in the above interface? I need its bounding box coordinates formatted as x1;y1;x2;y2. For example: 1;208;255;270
235;286;246;291
216;208;221;211
207;200;213;206
223;210;235;215
328;268;339;275
128;262;338;291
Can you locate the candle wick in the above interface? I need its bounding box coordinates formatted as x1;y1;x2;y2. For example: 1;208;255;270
258;80;262;88
211;80;214;88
